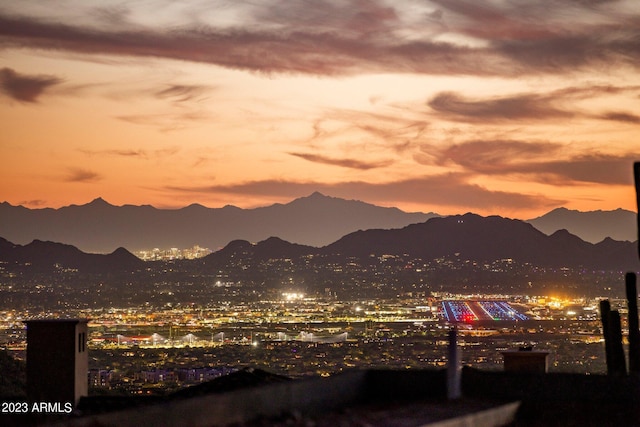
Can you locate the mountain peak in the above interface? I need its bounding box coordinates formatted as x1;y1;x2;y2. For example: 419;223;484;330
110;247;133;256
183;203;208;210
87;197;113;207
282;192;337;207
260;236;290;245
527;207;636;243
295;191;330;202
549;228;576;238
549;207;572;213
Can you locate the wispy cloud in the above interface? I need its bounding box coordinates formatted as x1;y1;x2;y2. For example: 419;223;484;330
101;82;214;131
154;84;210;103
115;111;210;132
289;152;392;170
63;167;102;183
0;67;63;102
79;147;179;158
80;148;146;158
428;92;573;122
302;111;429;161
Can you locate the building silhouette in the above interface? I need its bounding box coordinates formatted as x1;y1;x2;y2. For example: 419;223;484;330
25;319;88;406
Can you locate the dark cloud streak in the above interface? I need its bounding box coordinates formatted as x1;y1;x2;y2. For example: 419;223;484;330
0;67;62;102
525;155;636;185
64;168;102;183
289;152;392;170
435;140;561;171
431;140;636;185
115;111;210;132
165;174;563;211
155;84;209;102
494;33;640;73
428;91;573;122
427;85;640;123
0;13;495;76
598;111;640;123
1;2;638;77
79;147;179;158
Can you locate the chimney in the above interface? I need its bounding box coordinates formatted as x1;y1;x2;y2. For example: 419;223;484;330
25;319;89;407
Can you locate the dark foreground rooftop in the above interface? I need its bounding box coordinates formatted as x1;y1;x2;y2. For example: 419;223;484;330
6;367;640;427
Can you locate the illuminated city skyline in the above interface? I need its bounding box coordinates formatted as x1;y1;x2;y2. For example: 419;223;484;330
1;1;639;219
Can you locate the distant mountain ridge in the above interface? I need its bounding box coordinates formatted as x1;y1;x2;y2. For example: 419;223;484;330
0;194;636;253
319;213;638;270
0;193;436;253
0;237;144;274
2;214;637;275
526;207;637;243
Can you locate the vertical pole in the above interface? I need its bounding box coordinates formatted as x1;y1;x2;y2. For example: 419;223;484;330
447;327;462;400
627;272;640;375
634;162;640;260
631;162;640;406
610;310;628;377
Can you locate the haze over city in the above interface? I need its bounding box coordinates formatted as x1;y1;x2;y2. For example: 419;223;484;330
1;0;640;219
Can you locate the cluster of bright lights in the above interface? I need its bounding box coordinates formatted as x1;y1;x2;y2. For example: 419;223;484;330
282;292;304;301
442;300;527;322
478;301;528;321
442;301;478;323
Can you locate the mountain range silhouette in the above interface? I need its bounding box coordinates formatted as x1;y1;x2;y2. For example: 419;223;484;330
2;212;637;275
0;193;635;253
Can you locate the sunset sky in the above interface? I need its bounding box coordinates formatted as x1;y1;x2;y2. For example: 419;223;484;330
1;0;639;218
